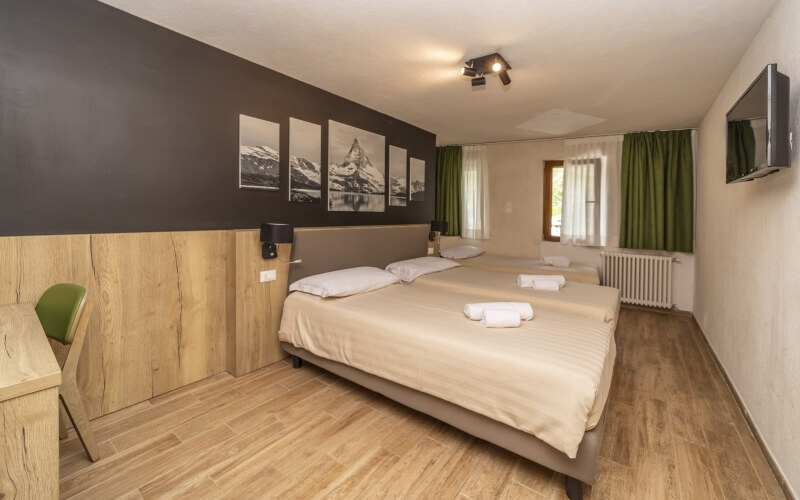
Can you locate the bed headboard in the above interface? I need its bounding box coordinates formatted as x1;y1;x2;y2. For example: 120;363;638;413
288;224;429;283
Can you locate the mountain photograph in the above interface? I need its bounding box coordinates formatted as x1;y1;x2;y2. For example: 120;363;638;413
240;145;279;189
289;118;322;202
328;120;386;212
389;145;408;207
409;157;425;201
239;115;280;190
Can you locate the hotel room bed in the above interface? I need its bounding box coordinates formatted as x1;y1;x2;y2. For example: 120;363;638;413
282;225;615;499
456;253;601;285
409;265;620;328
279;283;616;498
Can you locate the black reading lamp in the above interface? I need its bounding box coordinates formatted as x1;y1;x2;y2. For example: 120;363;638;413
429;220;448;241
260;223;294;259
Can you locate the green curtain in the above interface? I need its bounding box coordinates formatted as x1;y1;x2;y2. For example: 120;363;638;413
726;120;755;181
620;130;694;252
435;146;462;236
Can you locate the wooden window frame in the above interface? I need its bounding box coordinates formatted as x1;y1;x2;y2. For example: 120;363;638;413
543;160;563;242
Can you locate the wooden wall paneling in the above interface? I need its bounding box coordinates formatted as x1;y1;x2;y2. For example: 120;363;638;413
159;231;230;391
232;230;290;376
0;236;19;303
90;232;170;413
0;228;297;420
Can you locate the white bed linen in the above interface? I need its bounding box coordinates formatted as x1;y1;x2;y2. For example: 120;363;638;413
412;266;619;329
279;284;616;458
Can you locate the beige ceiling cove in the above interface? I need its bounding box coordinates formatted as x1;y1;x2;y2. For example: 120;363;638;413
99;0;777;144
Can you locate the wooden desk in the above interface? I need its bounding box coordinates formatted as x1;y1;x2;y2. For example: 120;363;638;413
0;303;61;499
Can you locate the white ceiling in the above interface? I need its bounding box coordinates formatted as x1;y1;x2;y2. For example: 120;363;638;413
99;0;777;145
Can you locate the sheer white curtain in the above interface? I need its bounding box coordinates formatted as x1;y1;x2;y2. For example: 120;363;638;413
561;136;623;246
461;145;490;240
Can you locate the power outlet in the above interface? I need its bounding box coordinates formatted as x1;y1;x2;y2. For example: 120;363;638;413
427;247;434;255
259;270;277;282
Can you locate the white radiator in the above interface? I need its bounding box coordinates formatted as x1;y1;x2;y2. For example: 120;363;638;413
601;252;674;309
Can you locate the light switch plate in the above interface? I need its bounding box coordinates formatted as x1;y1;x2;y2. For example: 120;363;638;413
260;270;277;282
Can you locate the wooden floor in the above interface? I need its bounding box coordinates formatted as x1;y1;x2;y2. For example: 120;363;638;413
59;307;786;499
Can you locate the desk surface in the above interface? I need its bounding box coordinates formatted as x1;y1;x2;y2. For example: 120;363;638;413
0;303;61;403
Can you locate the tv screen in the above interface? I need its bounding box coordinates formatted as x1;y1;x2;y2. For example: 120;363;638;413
726;63;790;183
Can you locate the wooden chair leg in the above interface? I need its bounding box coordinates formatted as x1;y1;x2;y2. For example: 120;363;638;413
59;382;100;462
58;406;68;440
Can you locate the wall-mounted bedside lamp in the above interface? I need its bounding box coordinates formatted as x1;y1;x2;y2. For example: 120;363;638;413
429;220;448;241
260;223;294;259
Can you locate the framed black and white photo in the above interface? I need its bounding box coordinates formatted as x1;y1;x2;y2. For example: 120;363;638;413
409;157;425;201
289;118;322;202
389;145;407;207
328;120;385;212
239;114;280;190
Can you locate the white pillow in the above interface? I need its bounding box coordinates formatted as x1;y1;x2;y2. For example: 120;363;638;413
289;267;400;298
385;256;460;282
440;245;485;259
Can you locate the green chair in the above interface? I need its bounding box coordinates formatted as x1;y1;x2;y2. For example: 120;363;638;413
35;283;100;462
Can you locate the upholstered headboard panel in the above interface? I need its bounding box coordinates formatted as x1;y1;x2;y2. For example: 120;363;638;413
288;224;429;283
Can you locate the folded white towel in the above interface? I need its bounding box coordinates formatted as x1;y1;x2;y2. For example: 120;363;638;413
540;256;570;268
527;279;561;291
480;309;522;328
518;274;566;288
464;302;534;321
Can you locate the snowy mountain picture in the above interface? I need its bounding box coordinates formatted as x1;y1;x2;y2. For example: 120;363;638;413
389;145;407;207
410;157;425;201
239;115;280;190
289;118;322;202
328;120;386;212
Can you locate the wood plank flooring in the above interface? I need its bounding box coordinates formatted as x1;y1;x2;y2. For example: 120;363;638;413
59;307;786;499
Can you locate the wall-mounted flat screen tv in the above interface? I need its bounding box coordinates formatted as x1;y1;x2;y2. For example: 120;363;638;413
726;63;791;183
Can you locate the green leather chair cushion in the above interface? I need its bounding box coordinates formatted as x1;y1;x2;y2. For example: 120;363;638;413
35;283;86;345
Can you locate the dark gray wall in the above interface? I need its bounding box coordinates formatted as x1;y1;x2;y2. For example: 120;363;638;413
0;0;436;236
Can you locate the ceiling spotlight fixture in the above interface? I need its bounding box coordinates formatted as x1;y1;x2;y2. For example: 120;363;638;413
461;52;512;87
498;69;511;85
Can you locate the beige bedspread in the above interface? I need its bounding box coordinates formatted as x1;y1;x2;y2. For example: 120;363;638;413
279;284;616;458
458;254;601;285
412;267;620;329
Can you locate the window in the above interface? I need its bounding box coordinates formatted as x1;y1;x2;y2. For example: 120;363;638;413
562;136;623;247
543;160;563;242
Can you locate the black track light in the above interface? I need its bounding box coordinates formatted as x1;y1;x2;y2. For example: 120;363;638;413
460;52;512;88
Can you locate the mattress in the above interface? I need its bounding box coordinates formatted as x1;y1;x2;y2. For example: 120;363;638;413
457;254;601;285
411;266;620;329
279;284;616;458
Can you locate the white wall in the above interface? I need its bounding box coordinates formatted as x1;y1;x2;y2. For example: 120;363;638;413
445;139;696;311
694;0;800;494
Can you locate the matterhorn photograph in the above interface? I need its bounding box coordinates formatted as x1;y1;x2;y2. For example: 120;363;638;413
328;120;386;212
239;114;280;190
289;118;322;202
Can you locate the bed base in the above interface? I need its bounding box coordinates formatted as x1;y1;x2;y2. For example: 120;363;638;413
285;345;604;500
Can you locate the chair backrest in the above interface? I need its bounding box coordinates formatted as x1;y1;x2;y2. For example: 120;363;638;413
35;283;88;345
